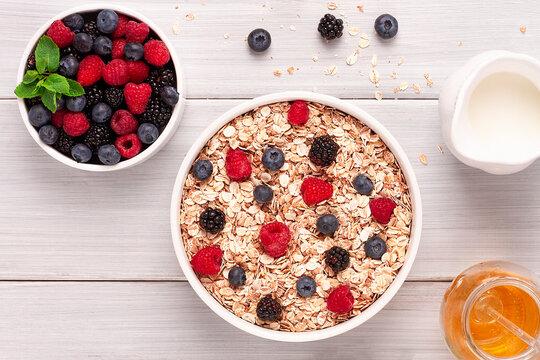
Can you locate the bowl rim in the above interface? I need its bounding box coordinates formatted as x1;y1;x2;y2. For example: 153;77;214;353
170;91;423;342
17;3;186;172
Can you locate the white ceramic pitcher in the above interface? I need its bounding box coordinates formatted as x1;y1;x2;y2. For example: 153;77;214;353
439;51;540;175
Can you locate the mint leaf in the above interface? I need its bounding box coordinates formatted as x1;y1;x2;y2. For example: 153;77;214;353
43;74;69;94
35;36;60;73
41;88;57;113
23;70;40;84
66;79;85;97
14;80;39;98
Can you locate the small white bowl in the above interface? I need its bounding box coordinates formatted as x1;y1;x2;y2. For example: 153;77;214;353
17;4;185;171
170;91;423;342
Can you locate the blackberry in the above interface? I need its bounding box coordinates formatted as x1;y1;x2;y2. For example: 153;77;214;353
199;207;225;234
309;135;339;166
84;85;103;108
317;13;344;40
325;246;350;273
140;97;172;128
104;86;124;108
61;46;81;61
148;68;176;96
54;130;76;156
26;53;36;71
84;123;112;151
25;97;42;108
82;20;100;40
256;295;282;321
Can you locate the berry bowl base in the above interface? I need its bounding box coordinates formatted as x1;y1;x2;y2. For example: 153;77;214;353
170;91;422;342
17;3;185;172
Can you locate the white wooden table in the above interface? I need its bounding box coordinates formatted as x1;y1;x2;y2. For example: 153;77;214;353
1;1;539;358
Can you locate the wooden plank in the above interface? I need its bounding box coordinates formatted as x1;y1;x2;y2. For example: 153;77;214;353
0;281;452;359
1;0;539;99
1;99;539;281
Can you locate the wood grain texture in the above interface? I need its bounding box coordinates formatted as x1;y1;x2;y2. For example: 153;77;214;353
1;0;540;99
0;281;452;360
1;99;539;281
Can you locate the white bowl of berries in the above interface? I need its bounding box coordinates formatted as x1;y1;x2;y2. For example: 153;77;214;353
170;91;422;342
16;4;184;171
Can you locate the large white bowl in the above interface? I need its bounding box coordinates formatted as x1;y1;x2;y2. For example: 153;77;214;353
17;4;185;172
170;91;422;342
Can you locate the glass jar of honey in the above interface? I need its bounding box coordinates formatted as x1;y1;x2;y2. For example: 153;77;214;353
441;261;540;359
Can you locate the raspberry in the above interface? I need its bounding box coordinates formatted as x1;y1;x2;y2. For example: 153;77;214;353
125;21;149;43
225;148;252;182
124;82;152;114
288;100;310;125
111;14;129;38
127;61;150;83
111;110;138;135
256;295;282;321
46;20;74;48
112;38;127;59
327;285;354;313
190;246;223;275
115;133;142;159
309;135;339;166
144;40;171;67
77;55;104;86
259;222;290;258
102;59;129;86
63;112;89;137
51;108;67;128
300;177;333;205
369;198;396;224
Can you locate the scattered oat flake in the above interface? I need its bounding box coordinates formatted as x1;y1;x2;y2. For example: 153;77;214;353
520;26;527;33
358;33;370;48
437;145;445;155
393;87;399;93
369;69;379;84
346;50;359;65
419;154;428;165
312;87;318;93
186;13;195;21
172;21;180;34
391;71;397;79
413;83;421;94
287;66;295;75
325;65;338;76
399;82;409;91
290;25;296;31
312;55;319;62
357;5;364;12
371;54;378;67
424;73;434;87
457;41;463;46
201;1;206;5
397;57;405;66
223;33;230;39
327;1;338;10
375;91;383;101
274;69;283;77
348;27;359;36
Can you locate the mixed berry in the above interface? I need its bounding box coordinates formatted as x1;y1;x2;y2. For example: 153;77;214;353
16;9;179;165
186;100;402;325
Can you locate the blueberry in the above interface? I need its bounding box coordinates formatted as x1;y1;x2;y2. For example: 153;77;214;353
93;36;112;56
364;236;387;260
353;174;374;195
28;104;51;127
137;123;159;144
123;42;144;61
63;13;84;31
38;125;59;145
66;95;87;112
374;14;398;39
253;185;273;205
71;143;92;163
92;103;112;123
96;9;119;34
56;97;65;111
316;214;339;235
296;276;316;297
160;86;179;106
58;55;79;78
73;33;93;53
247;28;271;52
262;147;285;171
98;144;121;165
192;159;213;181
228;266;246;287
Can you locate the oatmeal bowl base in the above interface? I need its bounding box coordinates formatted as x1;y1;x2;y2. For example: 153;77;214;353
170;91;422;342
